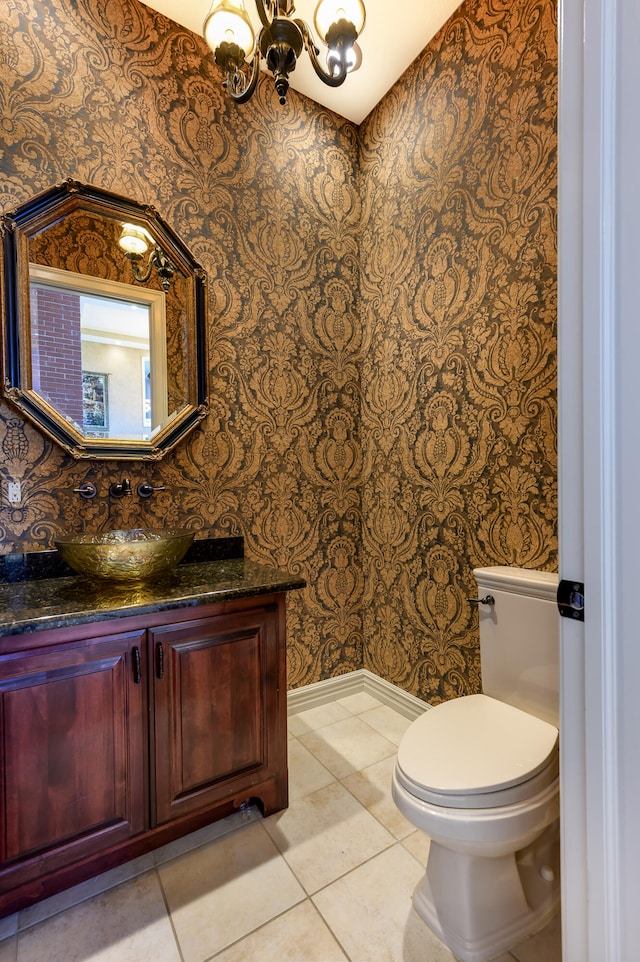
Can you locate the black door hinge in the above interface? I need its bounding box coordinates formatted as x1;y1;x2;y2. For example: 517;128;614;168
557;580;585;621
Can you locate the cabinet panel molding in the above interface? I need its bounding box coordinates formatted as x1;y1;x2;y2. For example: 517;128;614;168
151;604;280;824
0;630;147;872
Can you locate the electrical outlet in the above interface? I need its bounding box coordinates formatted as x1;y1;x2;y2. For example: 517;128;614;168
6;481;21;505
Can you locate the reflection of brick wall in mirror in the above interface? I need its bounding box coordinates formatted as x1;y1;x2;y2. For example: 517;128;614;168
30;286;83;425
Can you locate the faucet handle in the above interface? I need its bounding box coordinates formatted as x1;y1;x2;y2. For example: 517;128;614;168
137;482;166;498
73;482;97;499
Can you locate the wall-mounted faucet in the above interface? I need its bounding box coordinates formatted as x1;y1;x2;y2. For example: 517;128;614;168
74;478;163;499
109;478;132;498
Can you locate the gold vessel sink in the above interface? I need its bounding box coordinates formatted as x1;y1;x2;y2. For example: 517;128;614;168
55;528;194;583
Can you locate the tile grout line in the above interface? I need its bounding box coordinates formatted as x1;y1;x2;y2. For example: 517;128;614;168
153;866;187;962
203;894;354;962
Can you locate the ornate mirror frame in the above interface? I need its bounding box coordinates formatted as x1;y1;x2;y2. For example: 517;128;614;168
0;180;209;460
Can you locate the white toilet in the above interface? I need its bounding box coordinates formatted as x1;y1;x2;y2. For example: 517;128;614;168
392;566;560;962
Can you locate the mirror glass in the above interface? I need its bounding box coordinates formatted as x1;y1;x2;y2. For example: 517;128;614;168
1;180;208;460
29;266;168;441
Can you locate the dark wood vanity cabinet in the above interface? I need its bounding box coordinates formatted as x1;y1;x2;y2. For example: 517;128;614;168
0;593;289;917
150;603;285;824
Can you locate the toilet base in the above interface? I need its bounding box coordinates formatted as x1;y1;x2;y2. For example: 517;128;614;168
412;822;560;962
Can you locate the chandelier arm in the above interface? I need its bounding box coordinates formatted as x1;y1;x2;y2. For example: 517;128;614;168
127;257;154;285
254;0;275;30
226;48;261;103
296;20;349;87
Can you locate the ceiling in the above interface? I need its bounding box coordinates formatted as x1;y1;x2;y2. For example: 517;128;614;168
140;0;461;124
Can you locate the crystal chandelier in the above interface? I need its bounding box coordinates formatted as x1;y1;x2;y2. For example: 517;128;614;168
203;0;366;105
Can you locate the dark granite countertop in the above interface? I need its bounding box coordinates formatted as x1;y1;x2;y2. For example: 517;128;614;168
0;538;305;637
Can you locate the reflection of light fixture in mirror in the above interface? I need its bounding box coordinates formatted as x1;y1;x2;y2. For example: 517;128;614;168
203;0;365;106
118;224;176;293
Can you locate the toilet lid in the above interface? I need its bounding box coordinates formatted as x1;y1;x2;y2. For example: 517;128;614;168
397;694;559;796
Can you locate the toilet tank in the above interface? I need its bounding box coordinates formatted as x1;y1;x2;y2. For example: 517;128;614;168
473;566;560;728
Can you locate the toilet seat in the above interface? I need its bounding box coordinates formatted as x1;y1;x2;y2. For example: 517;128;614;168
396;694;559;810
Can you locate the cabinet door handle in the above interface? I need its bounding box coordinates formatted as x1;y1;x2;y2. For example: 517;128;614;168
156;642;164;679
132;646;142;684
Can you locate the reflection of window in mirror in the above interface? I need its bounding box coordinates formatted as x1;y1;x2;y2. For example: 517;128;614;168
29;266;168;441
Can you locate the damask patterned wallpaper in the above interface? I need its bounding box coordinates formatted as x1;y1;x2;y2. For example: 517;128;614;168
359;0;558;700
0;0;557;701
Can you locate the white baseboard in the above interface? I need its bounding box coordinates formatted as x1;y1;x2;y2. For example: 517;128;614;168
287;669;429;721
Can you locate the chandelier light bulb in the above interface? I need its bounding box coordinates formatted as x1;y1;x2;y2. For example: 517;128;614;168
345;39;362;72
203;0;256;59
314;0;366;41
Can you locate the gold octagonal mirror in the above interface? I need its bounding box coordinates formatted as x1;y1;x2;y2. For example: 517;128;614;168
0;180;208;460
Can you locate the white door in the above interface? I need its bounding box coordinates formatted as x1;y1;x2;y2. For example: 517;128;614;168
558;0;640;957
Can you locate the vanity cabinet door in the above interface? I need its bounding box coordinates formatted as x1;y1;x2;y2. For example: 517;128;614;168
0;629;147;897
150;600;286;825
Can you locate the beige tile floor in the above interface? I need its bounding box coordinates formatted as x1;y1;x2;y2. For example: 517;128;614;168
0;692;561;962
